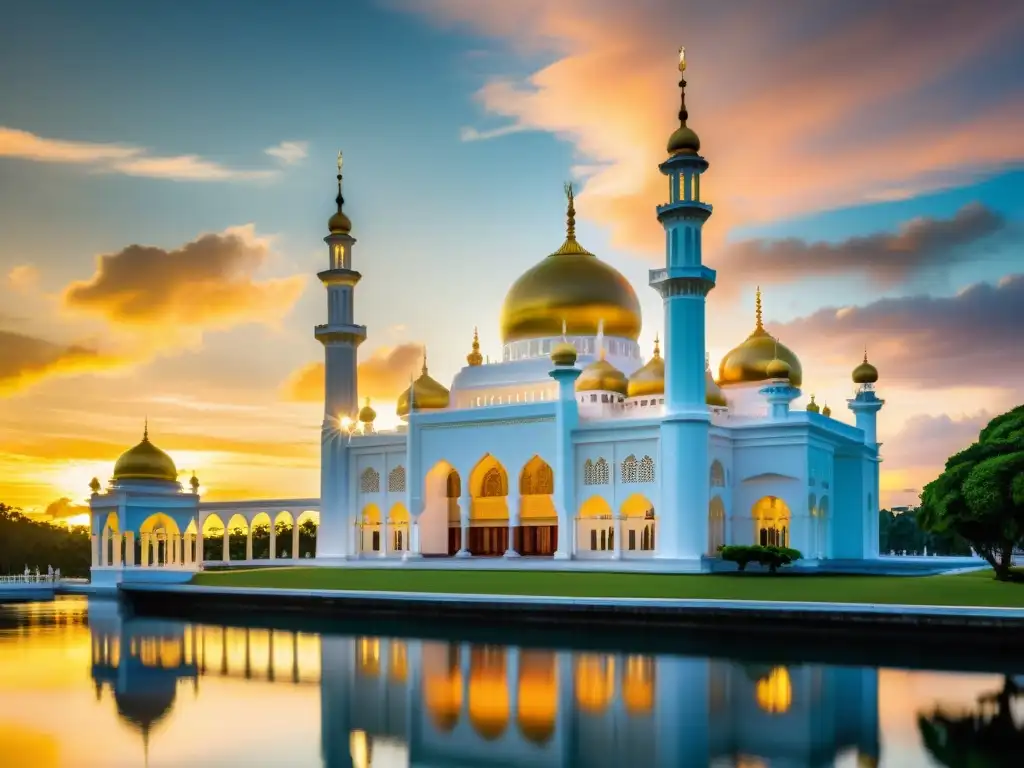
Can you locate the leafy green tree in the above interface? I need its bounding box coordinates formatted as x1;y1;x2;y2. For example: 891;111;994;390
918;405;1024;580
920;676;1024;766
0;503;92;577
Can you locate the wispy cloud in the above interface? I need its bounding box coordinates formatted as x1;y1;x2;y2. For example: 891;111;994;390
264;140;309;164
459;124;529;142
0;126;276;181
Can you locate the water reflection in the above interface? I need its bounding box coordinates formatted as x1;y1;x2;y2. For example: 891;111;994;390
0;596;1018;766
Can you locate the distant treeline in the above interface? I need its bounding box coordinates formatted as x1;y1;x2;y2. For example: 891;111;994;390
0;503;92;578
878;508;971;556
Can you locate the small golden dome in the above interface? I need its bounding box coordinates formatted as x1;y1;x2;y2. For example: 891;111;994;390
89;477;101;493
627;336;664;398
718;288;803;387
500;184;641;343
806;394;820;413
668;125;700;156
766;357;791;380
706;356;728;407
550;340;578;367
466;327;483;366
396;352;450;417
852;350;879;384
576;352;628;396
189;473;200;492
822;403;832;417
328;210;352;235
112;424;178;482
358;397;377;423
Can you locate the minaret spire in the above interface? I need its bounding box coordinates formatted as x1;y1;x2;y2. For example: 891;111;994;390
755;286;764;332
422;346;429;376
551;182;593;256
467;327;483;366
143;417;149;442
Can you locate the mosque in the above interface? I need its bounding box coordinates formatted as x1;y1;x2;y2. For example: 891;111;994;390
87;49;884;582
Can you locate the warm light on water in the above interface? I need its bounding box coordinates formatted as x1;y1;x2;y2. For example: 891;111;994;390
0;596;1016;766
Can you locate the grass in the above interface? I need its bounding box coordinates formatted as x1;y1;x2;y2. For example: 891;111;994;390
191;566;1024;608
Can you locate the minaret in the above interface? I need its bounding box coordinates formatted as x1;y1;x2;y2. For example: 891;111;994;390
315;151;367;561
649;47;716;565
848;350;883;559
316;150;367;420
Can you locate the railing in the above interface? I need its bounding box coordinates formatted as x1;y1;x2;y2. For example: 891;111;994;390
1;573;63;584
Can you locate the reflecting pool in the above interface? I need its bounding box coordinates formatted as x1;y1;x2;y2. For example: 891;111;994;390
0;596;1018;766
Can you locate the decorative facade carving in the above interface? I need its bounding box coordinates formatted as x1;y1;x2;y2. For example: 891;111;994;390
388;466;406;493
359;468;380;494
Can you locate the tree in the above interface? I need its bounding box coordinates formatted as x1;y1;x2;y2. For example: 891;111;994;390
918;405;1024;580
920;676;1024;766
0;503;92;577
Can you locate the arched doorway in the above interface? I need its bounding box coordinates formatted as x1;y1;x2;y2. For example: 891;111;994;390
752;496;790;547
422;461;459;556
99;511;120;566
577;496;614;554
621;494;656;554
139;512;182;566
708;496;726;555
360;504;382;553
225;514;249;562
389;503;409;552
518;455;556;556
468;455;509;557
202;513;225;562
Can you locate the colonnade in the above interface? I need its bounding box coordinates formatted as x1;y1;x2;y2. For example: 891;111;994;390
91;529;203;569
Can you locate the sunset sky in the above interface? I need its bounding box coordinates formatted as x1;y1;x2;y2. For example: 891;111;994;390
2;0;1023;518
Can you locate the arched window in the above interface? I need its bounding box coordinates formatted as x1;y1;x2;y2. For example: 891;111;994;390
482;468;505;497
638;456;655;483
594;458;609;485
534;464;553;494
583;459;595;485
388;466;406;493
710;461;725;488
446;471;461;499
620;455;638;484
360;468;380;494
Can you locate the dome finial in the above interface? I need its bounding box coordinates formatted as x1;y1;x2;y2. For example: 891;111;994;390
421;346;428;376
564;182;576;241
755;286;764;332
467;327;483;366
328;150;352;234
652;334;661;359
143;416;149;442
863;346;869;364
667;46;700;155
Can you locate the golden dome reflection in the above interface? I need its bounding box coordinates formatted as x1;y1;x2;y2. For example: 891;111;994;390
756;666;793;715
396;351;450;417
112;423;178;482
718;288;803;387
500;184;641;344
627;336;664;398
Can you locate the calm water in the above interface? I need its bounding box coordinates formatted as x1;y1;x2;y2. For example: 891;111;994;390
0;597;1017;767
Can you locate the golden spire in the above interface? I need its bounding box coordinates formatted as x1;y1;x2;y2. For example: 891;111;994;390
328;150;352;234
755;286;764;332
667;45;701;155
421;346;429;376
551;182;594;256
467;327;483;366
652;334;661;359
143;417;148;441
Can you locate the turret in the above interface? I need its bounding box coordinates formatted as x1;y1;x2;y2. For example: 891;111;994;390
847;350;883;446
548;326;582;559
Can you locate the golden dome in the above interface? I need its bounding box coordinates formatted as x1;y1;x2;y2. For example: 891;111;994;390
576;351;628;396
766;356;791;380
806;394;820;413
500;184;641;344
112;424;178;482
706;355;728;407
822;403;832;417
852;350;879;384
550;340;578;367
466;327;483;366
627;336;664;398
396;352;450;417
358;397;377;423
718;288;803;387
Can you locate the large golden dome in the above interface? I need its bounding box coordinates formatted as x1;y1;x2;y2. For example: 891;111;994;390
627;337;664;398
718;289;803;388
500;185;641;344
706;356;728;407
112;425;178;482
397;353;450;417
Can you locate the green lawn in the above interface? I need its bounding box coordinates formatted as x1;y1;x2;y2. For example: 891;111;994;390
190;566;1024;608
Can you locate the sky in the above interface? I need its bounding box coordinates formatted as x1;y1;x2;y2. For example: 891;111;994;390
1;0;1023;520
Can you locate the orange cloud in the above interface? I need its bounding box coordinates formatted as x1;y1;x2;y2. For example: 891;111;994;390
6;264;39;293
283;343;426;403
0;125;276;181
62;224;306;346
0;329;130;396
408;0;1024;278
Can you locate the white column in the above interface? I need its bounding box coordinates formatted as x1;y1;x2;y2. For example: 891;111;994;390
90;534;99;567
196;529;204;565
380;515;389;557
613;515;623;560
151;535;159;566
140;533;149;567
124;531;135;567
292;522;301;560
184;534;193;566
457;490;471;557
504;496;521;558
245;529;254;561
113;533;123;567
222;527;231;563
269;522;277;560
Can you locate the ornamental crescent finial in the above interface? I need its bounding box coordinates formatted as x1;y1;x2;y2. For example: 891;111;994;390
337;150;344;173
678;46;686;72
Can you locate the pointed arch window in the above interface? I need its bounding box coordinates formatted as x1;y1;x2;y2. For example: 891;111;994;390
388;466;406;493
482;468;505;497
360;468;380;494
584;459;595;485
594;458;609;485
620;455;638;484
638;455;655;484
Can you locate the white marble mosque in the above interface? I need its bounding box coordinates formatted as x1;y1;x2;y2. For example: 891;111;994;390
88;49;885;585
88;599;882;767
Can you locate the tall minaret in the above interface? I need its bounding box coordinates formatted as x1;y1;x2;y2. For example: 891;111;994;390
315;151;367;561
316;150;367;420
649;47;717;565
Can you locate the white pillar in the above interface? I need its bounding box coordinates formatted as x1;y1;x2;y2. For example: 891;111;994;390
504;496;521;558
140;533;149;567
245;529;253;561
380;515;389;557
196;530;204;565
613;515;623;560
184;534;193;566
269;522;277;560
112;533;123;567
507;647;521;721
222;527;231;563
292;522;301;560
124;531;135;567
90;534;99;567
457;490;471;557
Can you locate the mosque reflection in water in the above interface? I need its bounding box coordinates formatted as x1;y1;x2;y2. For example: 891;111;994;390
88;600;880;766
